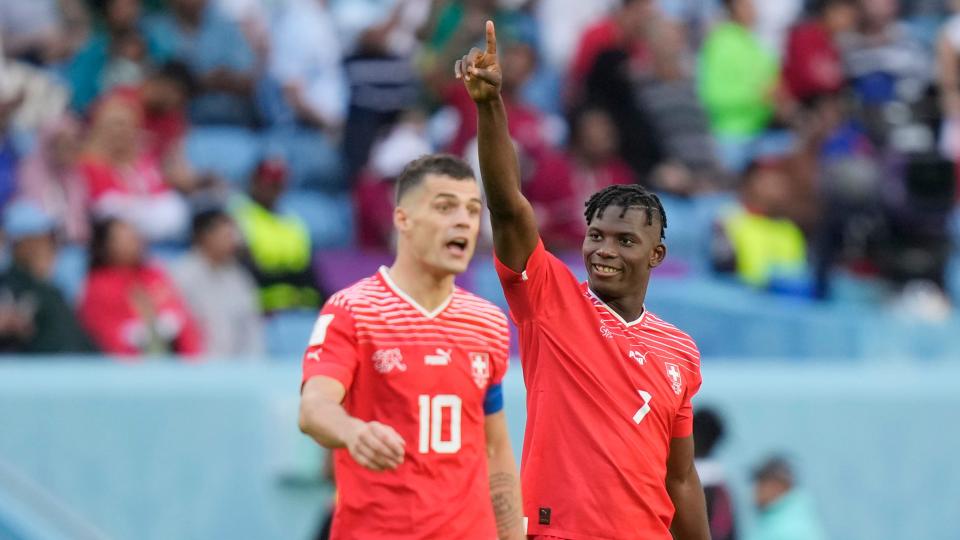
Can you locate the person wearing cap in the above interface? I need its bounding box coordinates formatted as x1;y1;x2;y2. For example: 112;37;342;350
748;456;826;540
0;200;97;354
232;158;322;313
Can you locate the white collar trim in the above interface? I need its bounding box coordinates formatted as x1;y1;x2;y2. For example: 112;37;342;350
587;288;646;327
379;266;454;319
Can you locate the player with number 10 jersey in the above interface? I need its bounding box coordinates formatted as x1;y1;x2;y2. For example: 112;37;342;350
298;155;522;540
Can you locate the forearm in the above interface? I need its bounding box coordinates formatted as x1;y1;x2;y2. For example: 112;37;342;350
299;397;362;449
487;442;523;540
667;471;710;540
476;98;523;217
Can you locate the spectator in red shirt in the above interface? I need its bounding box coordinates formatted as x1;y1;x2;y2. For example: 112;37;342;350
782;0;859;105
78;91;189;243
527;106;635;249
568;0;657;91
79;217;203;357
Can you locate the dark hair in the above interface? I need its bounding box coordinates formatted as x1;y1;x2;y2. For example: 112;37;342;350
693;408;726;458
89;217;121;270
191;208;231;243
395;154;476;204
584;184;667;240
808;0;857;16
149;60;198;97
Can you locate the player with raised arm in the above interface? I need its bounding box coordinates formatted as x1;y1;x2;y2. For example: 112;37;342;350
298;155;523;540
455;22;710;540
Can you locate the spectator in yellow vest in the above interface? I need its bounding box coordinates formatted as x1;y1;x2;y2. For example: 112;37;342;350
712;159;808;292
232;158;322;312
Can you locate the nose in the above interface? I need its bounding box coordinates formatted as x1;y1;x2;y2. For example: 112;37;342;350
452;206;473;229
595;243;617;259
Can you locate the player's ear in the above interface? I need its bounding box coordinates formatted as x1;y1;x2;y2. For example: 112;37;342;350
649;242;667;268
394;205;411;232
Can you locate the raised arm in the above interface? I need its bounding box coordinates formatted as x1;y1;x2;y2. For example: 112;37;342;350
455;21;540;272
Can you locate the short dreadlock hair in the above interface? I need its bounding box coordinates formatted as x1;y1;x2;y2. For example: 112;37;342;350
584;184;667;240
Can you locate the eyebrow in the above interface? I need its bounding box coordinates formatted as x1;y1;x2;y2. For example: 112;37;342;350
433;193;483;205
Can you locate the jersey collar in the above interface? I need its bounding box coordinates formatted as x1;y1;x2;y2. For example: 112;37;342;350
378;266;454;320
587;287;646;327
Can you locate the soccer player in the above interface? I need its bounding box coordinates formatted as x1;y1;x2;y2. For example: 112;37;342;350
455;22;710;540
298;155;524;540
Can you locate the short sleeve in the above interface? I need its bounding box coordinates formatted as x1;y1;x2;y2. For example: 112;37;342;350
301;300;360;389
493;238;581;322
672;364;703;438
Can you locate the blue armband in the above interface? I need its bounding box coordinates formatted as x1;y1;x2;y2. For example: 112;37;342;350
483;383;504;415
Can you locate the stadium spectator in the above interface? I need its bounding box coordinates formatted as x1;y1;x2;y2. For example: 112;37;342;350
0;91;21;209
0;201;97;354
712;159;809;292
841;0;931;145
232;158;322;312
568;0;657;90
0;0;78;65
782;0;859;105
699;0;780;172
269;0;348;131
747;456;827;540
637;18;724;192
78;91;190;243
171;208;263;357
693;408;738;540
526;106;635;249
79;218;203;357
146;0;257;125
15;115;90;244
66;0;169;113
330;0;429;181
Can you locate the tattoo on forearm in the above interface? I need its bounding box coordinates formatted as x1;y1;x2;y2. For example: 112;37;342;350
490;471;521;537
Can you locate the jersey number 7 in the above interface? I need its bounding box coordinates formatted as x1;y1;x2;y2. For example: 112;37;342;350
418;394;462;454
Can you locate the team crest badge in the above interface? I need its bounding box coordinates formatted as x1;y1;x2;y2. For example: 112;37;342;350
372;349;406;374
665;363;682;395
470;353;491;388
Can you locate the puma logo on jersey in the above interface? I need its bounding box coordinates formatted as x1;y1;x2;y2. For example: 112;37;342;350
424;348;452;366
629;350;646;366
373;349;407;374
306;348;322;363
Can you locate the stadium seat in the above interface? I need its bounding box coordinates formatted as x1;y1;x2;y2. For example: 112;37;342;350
185;127;262;186
264;310;318;359
279;191;354;250
52;245;88;304
262;128;345;192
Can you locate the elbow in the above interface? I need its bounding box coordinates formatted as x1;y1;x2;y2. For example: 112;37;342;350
298;403;313;437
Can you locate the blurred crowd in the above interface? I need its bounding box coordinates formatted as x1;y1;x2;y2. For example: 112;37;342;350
1;0;960;356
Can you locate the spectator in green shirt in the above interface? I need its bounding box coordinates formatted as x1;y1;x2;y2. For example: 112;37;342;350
698;0;780;172
0;200;98;354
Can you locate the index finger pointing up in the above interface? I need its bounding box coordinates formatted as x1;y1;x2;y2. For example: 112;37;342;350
485;20;497;56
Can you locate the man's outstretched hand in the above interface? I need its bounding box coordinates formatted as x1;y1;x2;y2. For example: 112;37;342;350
454;20;502;103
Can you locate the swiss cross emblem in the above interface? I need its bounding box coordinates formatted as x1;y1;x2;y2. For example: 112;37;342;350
470;353;491;389
665;363;682;395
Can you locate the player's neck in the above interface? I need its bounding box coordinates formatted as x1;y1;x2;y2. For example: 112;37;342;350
596;291;646;323
386;259;455;313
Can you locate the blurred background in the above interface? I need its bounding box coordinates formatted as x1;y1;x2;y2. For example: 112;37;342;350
1;0;959;538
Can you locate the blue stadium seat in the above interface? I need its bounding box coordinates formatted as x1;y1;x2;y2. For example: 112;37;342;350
262;128;345;192
265;310;317;358
185;126;262;186
279;191;354;249
52;245;88;304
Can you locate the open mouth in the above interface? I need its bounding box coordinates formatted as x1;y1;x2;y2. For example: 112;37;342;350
592;263;621;276
446;238;469;256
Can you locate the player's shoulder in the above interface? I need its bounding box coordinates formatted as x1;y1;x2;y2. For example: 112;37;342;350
644;311;701;363
326;274;388;312
450;287;508;327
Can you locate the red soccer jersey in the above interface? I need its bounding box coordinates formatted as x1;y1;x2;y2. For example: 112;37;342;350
301;268;510;540
494;240;702;540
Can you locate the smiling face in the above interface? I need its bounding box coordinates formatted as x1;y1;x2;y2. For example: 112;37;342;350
582;205;666;302
394;173;482;277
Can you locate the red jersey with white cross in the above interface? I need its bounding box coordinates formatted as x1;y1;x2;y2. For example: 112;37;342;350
301;267;509;540
494;240;702;540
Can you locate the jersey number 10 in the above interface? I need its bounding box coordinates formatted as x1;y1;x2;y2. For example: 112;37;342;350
418;394;462;454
